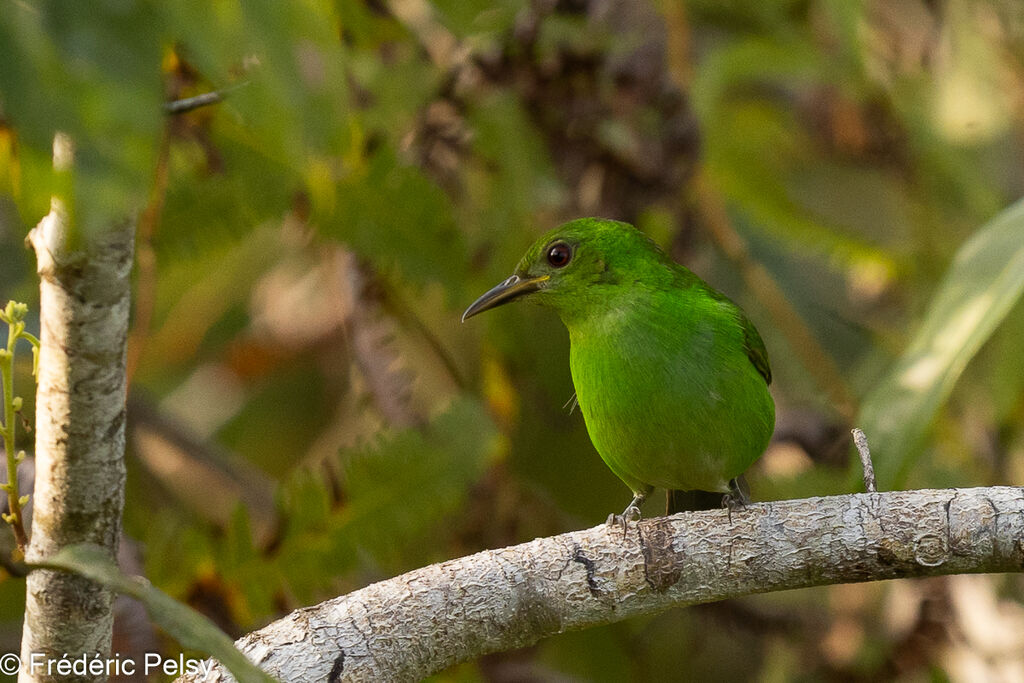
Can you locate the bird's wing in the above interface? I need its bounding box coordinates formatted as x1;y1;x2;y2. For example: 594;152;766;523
740;314;772;385
673;266;773;386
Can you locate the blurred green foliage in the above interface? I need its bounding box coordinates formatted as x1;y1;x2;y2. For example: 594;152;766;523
2;0;1024;680
39;544;276;683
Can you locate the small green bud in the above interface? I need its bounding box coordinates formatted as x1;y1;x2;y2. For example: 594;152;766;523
0;349;10;361
12;397;22;411
1;513;12;524
15;451;25;463
3;302;28;322
18;495;29;506
0;483;11;493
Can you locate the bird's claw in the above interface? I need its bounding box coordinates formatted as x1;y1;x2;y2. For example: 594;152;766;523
722;477;751;523
623;503;642;523
722;493;747;523
606;503;643;538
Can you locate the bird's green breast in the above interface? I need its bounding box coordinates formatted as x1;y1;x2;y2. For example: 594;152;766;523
566;288;774;494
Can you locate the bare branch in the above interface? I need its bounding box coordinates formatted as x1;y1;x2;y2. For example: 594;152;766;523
181;486;1024;682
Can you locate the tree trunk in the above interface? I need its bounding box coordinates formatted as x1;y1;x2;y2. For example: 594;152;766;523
19;134;135;682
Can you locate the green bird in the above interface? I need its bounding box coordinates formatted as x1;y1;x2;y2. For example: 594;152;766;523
463;218;774;525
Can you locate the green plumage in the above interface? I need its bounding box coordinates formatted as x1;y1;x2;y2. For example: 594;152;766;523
464;218;775;515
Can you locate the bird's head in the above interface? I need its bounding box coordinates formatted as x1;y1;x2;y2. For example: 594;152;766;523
462;218;671;322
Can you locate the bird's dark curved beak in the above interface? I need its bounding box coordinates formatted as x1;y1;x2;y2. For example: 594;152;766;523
462;274;549;322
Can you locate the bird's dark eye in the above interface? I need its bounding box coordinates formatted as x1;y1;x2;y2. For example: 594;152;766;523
546;242;572;268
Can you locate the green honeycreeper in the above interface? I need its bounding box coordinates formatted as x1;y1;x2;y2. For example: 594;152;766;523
463;218;775;525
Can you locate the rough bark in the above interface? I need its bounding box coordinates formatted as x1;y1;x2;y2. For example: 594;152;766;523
180;486;1024;682
19;135;135;682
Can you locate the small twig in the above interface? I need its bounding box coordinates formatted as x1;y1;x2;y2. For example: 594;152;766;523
163;91;224;115
852;427;876;493
0;301;37;553
162;81;250;116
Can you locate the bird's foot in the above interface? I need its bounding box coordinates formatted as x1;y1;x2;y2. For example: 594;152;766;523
722;478;750;523
605;505;642;538
606;494;646;538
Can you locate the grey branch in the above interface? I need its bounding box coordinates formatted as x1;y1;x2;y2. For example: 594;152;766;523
181;485;1024;682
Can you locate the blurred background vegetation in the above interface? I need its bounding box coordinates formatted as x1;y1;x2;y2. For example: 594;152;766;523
2;0;1024;680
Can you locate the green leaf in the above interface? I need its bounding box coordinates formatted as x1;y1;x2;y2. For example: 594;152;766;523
273;396;498;601
431;0;524;38
321;147;465;292
34;544;278;683
342;396;498;555
859;199;1024;487
0;1;163;236
693;38;897;272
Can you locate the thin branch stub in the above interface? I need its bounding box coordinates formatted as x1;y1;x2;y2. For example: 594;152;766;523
852;427;876;493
